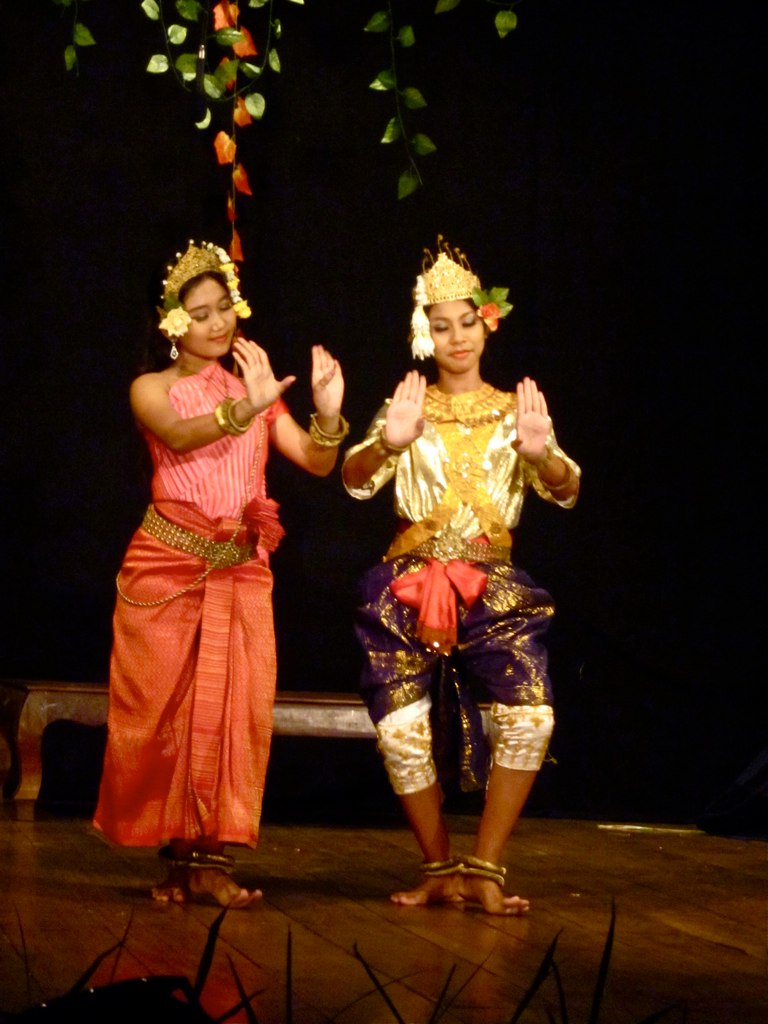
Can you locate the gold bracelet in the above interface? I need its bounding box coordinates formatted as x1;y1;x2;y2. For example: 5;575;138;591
226;398;255;434
214;398;235;434
309;413;350;448
376;423;410;455
214;398;254;436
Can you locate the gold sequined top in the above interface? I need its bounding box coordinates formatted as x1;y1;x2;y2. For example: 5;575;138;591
343;383;580;558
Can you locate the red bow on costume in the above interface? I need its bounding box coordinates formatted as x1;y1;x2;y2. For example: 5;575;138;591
390;559;488;654
242;494;286;553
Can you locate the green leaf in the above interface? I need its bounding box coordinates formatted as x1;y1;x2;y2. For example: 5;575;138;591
472;287;513;317
495;11;518;38
435;0;461;12
64;45;77;72
244;92;266;119
216;28;245;46
364;11;390;33
141;0;160;20
241;62;263;78
175;0;203;22
268;48;281;73
249;0;269;7
398;168;420;200
167;24;188;45
370;69;395;91
411;132;436;156
195;108;212;129
147;54;170;73
274;18;282;40
73;23;96;46
398;25;415;48
401;86;426;109
215;58;239;88
174;52;198;75
285;0;304;4
381;118;401;143
203;73;224;99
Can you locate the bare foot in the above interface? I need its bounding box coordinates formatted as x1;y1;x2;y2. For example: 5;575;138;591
458;874;530;916
187;867;262;909
152;866;261;908
391;873;465;906
152;865;190;904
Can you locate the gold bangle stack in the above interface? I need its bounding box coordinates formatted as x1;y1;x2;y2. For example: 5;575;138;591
214;397;255;436
309;412;350;448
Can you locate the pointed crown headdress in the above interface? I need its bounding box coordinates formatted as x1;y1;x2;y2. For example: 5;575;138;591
158;239;251;338
410;235;513;359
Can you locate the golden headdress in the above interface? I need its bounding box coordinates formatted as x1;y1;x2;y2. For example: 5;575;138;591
158;240;251;338
410;236;512;359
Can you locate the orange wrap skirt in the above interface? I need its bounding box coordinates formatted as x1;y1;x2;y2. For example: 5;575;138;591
93;501;276;847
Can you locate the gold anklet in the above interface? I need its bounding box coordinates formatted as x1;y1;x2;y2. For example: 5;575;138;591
159;845;235;873
420;857;461;877
459;855;507;888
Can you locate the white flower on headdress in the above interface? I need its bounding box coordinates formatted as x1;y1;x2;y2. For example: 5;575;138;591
410;275;435;359
159;306;192;338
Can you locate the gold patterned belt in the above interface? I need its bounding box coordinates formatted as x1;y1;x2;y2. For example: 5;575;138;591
410;531;511;565
141;505;255;569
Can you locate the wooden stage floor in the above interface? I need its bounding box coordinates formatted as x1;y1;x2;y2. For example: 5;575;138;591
0;803;765;1024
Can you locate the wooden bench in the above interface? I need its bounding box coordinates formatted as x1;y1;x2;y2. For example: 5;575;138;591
0;678;376;802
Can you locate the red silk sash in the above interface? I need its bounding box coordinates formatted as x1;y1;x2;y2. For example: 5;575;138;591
390;559;488;654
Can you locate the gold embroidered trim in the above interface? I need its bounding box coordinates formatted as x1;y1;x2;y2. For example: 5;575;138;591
424;383;514;426
410;531;511;564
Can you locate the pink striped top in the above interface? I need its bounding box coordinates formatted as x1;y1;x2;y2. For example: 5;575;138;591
142;362;288;521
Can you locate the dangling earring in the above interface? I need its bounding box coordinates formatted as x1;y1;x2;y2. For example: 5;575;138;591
170;341;179;360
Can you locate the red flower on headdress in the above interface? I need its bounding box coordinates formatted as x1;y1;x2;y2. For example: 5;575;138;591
478;302;501;332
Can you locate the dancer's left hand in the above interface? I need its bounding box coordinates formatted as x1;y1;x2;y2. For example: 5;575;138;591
513;376;552;462
311;345;345;418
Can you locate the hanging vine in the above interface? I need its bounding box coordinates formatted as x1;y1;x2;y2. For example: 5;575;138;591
366;0;519;198
47;0;520;241
141;0;300;261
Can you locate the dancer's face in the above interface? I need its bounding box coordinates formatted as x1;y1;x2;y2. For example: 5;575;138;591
179;277;237;363
428;299;487;385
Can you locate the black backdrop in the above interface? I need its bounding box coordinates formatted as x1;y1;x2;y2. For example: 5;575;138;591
1;2;762;824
